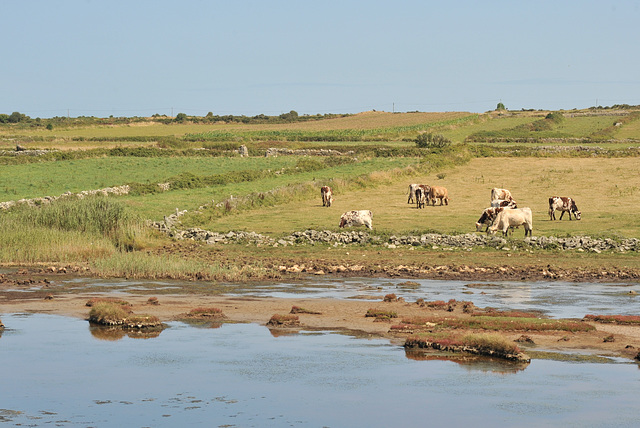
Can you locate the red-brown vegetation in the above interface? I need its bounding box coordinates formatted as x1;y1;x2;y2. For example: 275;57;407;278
584;314;640;325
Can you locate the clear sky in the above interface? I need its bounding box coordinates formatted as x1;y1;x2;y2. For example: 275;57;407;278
2;0;639;117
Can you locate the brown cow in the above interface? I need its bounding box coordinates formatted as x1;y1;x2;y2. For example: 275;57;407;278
428;186;449;206
321;186;333;207
548;196;581;220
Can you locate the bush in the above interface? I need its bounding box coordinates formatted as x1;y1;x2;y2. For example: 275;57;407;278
415;133;451;149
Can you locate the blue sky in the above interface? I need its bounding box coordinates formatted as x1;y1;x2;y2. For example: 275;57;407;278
2;0;639;117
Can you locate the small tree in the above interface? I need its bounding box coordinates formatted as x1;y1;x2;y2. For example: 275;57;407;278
174;113;187;122
415;133;451;149
496;102;506;111
46;123;54;130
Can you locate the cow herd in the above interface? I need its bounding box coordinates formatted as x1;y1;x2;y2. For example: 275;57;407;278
321;184;581;236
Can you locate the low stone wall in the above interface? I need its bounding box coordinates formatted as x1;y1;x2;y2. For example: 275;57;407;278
265;148;354;157
0;185;132;210
151;222;640;253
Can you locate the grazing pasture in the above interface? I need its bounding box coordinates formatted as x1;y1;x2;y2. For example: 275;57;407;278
191;157;640;238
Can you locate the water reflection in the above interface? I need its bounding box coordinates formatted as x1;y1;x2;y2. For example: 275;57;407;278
2;314;640;427
89;324;164;341
405;350;530;373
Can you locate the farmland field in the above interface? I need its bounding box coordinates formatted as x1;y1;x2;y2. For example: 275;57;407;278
1;108;640;279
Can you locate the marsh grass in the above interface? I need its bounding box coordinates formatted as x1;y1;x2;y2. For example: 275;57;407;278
187;307;225;318
0;197;146;263
89;251;267;281
88;302;132;324
85;297;131;307
267;314;300;326
583;314;640;325
462;333;522;355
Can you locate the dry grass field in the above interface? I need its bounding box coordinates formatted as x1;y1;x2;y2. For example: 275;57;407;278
194;157;640;238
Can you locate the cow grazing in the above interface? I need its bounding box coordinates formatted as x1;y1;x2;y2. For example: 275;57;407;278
339;210;373;229
488;207;533;237
475;207;505;232
321;186;333;207
428;186;449;206
490;188;513;203
548;196;581;220
491;198;517;209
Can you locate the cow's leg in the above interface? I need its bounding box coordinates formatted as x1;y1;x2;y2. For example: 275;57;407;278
559;211;565;220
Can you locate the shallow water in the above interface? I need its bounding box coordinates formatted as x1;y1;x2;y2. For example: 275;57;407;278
53;276;640;319
1;313;639;427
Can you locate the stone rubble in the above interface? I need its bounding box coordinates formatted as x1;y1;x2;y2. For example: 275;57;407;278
149;214;640;252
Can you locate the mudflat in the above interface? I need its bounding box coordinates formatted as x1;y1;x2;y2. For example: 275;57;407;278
1;268;639;362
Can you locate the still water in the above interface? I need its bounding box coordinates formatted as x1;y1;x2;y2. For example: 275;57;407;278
1;312;639;427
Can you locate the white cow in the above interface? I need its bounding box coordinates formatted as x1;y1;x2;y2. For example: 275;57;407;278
488;207;533;237
339;210;373;230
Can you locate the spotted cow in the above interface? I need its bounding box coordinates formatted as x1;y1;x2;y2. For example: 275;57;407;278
548;196;581;220
475;207;505;232
339;210;373;230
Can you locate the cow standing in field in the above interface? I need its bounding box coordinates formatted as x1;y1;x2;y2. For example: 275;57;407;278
408;184;431;204
488;207;533;237
408;184;419;204
490;188;513;203
321;186;333;207
415;187;426;209
339;210;373;229
548;196;581;220
428;186;449;206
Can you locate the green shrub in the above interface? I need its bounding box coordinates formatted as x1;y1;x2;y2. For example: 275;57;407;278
415;133;451;149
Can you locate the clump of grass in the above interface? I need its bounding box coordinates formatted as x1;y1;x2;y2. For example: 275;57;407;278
88;302;132;325
86;297;131;307
462;333;522;356
383;293;398;302
584;314;640;325
426;299;457;311
365;308;398;320
404;333;528;361
290;306;321;315
88;302;162;329
147;296;159;305
266;314;300;326
187;307;225;318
